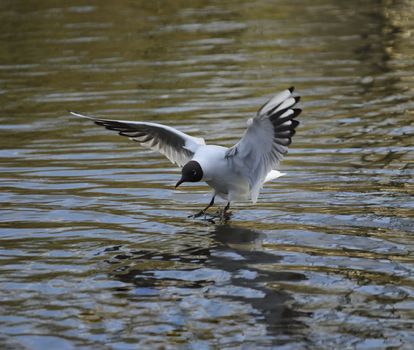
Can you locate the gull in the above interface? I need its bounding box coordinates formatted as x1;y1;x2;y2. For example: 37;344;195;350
70;87;301;218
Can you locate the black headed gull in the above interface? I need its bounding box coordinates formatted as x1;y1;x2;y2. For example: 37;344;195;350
70;87;301;217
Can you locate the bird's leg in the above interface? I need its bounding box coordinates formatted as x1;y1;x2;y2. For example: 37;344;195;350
224;202;230;212
189;195;215;218
221;202;232;221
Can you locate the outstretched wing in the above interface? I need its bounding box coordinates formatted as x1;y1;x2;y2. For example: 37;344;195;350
225;87;301;202
70;111;205;167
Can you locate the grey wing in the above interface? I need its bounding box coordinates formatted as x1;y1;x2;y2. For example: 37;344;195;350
70;112;205;167
225;87;301;202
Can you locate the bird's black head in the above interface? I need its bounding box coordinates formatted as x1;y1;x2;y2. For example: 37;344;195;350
175;161;203;188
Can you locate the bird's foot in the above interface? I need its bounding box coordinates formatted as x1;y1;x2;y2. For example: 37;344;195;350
188;211;216;224
211;208;232;222
222;210;232;221
220;210;232;222
188;210;205;219
189;208;232;223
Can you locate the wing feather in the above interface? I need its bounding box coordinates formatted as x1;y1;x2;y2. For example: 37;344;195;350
225;88;301;202
70;111;205;167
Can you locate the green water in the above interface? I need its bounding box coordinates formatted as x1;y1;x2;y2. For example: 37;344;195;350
1;1;414;349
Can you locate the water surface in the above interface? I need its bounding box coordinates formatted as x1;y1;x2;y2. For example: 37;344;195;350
1;0;414;349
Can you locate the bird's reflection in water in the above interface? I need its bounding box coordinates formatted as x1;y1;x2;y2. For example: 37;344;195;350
105;224;308;344
211;225;308;334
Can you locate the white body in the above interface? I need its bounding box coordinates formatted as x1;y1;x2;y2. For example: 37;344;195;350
192;145;284;203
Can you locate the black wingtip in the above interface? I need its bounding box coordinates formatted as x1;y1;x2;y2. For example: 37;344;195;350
294;96;301;103
288;86;295;93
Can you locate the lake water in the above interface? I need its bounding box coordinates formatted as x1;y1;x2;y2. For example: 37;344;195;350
1;1;414;349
